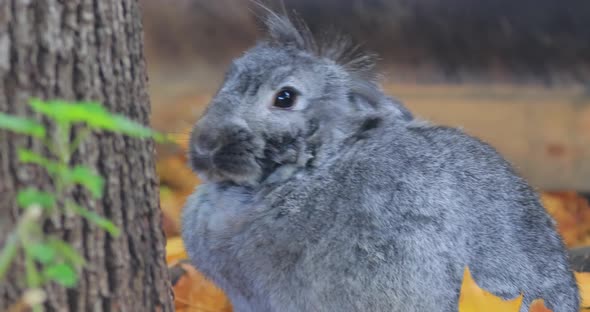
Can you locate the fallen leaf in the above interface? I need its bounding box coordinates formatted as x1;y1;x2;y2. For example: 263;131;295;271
166;236;188;264
157;156;200;194
171;261;232;312
542;192;590;248
576;272;590;309
459;267;523;312
529;299;552;312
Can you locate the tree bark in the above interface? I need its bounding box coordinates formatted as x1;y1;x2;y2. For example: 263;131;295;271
0;0;174;311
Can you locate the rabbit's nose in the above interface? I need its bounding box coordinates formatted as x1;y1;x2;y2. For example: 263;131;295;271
194;130;221;155
194;131;221;155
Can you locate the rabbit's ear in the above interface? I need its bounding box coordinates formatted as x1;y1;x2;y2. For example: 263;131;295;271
386;97;414;121
265;14;302;48
317;33;378;82
348;80;413;121
263;12;315;51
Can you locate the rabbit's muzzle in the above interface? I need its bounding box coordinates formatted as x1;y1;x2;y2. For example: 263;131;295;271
189;122;263;184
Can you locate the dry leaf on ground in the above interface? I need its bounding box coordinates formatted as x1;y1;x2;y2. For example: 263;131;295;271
458;267;524;312
542;192;590;248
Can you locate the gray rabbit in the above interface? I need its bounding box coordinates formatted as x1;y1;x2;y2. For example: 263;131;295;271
181;12;579;312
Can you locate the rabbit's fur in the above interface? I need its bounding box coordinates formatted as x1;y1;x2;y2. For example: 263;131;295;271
182;12;579;312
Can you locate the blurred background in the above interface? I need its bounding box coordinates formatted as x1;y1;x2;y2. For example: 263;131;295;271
140;1;590;310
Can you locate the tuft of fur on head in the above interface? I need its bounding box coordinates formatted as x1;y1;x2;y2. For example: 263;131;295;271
258;5;379;82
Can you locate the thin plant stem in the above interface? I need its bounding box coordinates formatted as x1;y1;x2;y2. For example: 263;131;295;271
69;127;91;152
55;121;71;165
0;230;19;280
53;122;72;204
21;230;44;311
0;206;42;281
41;138;61;158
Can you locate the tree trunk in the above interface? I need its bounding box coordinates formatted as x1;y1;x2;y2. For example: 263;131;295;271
0;0;174;311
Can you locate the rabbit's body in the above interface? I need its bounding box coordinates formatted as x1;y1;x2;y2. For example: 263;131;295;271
183;117;578;312
182;12;579;312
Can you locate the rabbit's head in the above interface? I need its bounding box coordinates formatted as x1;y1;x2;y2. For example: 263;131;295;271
189;13;412;185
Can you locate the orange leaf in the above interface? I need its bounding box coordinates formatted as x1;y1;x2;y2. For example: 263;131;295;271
529;299;552;312
157;156;200;194
172;262;232;312
166;236;188;264
576;272;590;309
459;267;523;312
166;237;232;311
541;192;590;248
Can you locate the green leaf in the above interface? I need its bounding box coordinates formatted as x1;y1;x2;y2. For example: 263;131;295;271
17;188;56;209
28;98;166;141
17;149;47;164
27;243;56;264
65;166;104;198
43;263;77;288
89;216;120;237
0;112;46;138
29;98;107;124
66;201;120;237
18;149;104;198
17;152;104;198
25;253;42;287
17;149;61;173
48;238;85;267
18;150;104;198
109;115;155;138
158;133;174;143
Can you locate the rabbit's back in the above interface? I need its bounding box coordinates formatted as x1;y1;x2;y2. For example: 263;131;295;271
182;117;579;312
339;120;579;311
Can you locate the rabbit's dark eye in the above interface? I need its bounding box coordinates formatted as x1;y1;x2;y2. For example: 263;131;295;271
273;88;298;109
